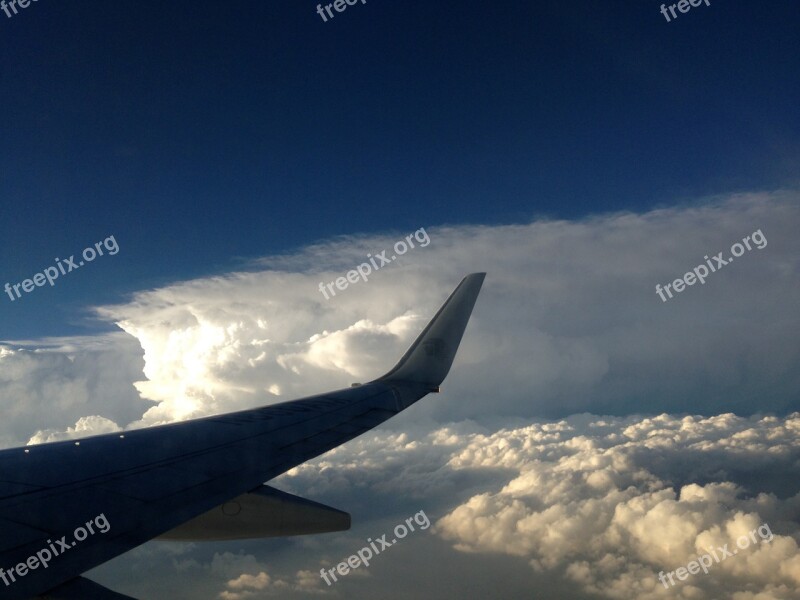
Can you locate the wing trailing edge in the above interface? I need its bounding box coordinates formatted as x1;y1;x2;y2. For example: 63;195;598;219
157;484;350;541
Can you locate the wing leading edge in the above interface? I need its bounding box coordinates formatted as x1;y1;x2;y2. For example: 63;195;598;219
0;273;485;600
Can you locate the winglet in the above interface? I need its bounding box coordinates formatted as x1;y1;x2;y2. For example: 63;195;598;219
375;273;485;388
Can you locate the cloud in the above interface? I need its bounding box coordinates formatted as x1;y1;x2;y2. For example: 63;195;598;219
2;191;797;446
274;412;800;600
0;333;147;448
27;414;122;444
226;571;271;591
219;571;272;599
85;190;799;432
212;552;279;599
209;552;327;599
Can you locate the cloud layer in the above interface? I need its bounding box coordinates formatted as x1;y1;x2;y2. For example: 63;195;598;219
100;413;800;599
2;190;794;446
99;190;800;424
0;191;798;598
268;413;800;600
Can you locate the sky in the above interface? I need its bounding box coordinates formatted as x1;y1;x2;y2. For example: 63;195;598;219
1;1;800;599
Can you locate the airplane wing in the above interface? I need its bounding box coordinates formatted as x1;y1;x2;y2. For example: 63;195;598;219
0;273;485;600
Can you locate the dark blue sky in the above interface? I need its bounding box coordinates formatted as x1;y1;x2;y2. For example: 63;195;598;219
1;0;798;338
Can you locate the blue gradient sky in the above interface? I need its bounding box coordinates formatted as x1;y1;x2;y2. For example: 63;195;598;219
1;0;798;337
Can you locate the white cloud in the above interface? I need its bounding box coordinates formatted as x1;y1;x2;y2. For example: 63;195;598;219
433;414;800;599
209;552;326;599
91;190;799;430
27;414;122;444
1;191;798;445
0;333;146;447
274;412;800;600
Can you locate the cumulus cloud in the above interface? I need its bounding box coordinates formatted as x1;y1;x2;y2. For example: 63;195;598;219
86;190;799;431
0;333;146;448
208;552;328;599
275;413;800;600
219;571;272;599
27;414;122;444
1;191;797;445
211;552;278;599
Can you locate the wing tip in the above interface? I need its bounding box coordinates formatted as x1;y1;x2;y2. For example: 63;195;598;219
376;272;486;387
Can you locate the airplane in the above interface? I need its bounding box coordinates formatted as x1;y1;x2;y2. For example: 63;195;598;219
0;273;486;599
